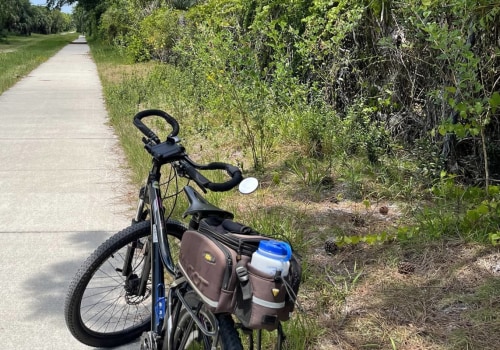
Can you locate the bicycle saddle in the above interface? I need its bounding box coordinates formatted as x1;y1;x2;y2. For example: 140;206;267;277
182;185;234;219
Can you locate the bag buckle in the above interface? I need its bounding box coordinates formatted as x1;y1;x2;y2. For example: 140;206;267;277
236;265;249;283
236;263;252;300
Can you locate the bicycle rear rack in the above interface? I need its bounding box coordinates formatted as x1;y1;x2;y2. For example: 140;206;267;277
175;288;220;339
238;322;285;350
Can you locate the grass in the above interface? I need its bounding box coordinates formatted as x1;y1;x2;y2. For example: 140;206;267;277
86;41;500;349
3;29;497;350
0;32;79;94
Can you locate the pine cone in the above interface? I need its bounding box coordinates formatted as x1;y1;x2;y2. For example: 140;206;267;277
324;238;338;255
397;261;416;275
350;214;365;227
379;206;389;215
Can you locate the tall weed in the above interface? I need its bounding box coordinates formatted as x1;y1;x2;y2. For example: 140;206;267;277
405;175;500;244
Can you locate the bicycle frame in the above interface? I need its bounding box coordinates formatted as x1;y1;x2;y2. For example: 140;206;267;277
130;159;178;340
126;161;288;350
66;110;293;350
150;161;178;334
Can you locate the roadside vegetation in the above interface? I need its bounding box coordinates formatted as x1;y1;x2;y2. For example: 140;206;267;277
92;41;500;349
20;0;500;348
0;33;79;94
0;0;77;93
1;0;73;37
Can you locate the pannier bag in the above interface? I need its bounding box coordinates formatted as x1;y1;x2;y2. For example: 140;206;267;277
235;249;301;330
178;217;301;330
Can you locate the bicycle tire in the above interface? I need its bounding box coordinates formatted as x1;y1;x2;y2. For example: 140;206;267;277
169;291;243;350
64;220;186;348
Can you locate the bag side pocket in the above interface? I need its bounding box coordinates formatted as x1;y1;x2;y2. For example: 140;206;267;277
235;264;288;331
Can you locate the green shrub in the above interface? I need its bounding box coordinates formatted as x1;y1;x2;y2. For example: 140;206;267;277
406;174;500;243
138;7;181;62
99;2;132;43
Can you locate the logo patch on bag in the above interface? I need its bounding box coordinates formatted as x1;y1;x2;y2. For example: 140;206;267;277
272;288;280;297
203;252;216;263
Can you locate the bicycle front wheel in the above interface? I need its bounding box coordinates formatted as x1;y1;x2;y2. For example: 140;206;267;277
64;220;186;348
170;291;243;350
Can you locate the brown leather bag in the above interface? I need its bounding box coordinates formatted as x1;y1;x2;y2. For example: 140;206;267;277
178;218;301;330
178;229;251;313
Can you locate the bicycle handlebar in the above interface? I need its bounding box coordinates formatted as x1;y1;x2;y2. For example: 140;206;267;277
199;162;243;192
180;159;243;192
132;109;243;192
133;109;179;144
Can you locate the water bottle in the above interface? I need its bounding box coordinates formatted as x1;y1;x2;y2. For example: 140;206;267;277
250;240;292;277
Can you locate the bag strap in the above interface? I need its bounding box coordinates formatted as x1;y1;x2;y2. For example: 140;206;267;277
235;261;252;301
199;219;267;257
221;219;257;235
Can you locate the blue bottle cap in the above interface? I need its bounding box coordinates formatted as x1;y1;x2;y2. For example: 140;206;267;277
258;240;292;261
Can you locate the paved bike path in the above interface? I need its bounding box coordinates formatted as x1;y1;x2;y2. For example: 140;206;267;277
0;36;138;349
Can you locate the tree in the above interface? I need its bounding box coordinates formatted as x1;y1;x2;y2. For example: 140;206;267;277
1;0;74;35
0;0;16;34
1;0;33;35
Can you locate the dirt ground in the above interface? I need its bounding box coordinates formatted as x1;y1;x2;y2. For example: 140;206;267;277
220;164;498;349
298;197;500;350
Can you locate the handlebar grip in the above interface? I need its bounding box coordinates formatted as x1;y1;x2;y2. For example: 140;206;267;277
183;162;211;189
182;160;243;192
205;170;243;192
133;109;180;143
200;162;243;192
200;162;237;173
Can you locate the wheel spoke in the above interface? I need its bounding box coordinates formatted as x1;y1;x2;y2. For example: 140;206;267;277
64;221;185;347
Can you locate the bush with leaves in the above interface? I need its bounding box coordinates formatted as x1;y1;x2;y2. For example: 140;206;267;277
136;7;181;62
77;0;499;195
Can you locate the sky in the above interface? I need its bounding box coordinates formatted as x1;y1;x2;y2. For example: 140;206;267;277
30;0;75;14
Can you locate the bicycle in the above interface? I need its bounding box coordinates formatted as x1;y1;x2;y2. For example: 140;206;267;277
64;109;299;350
